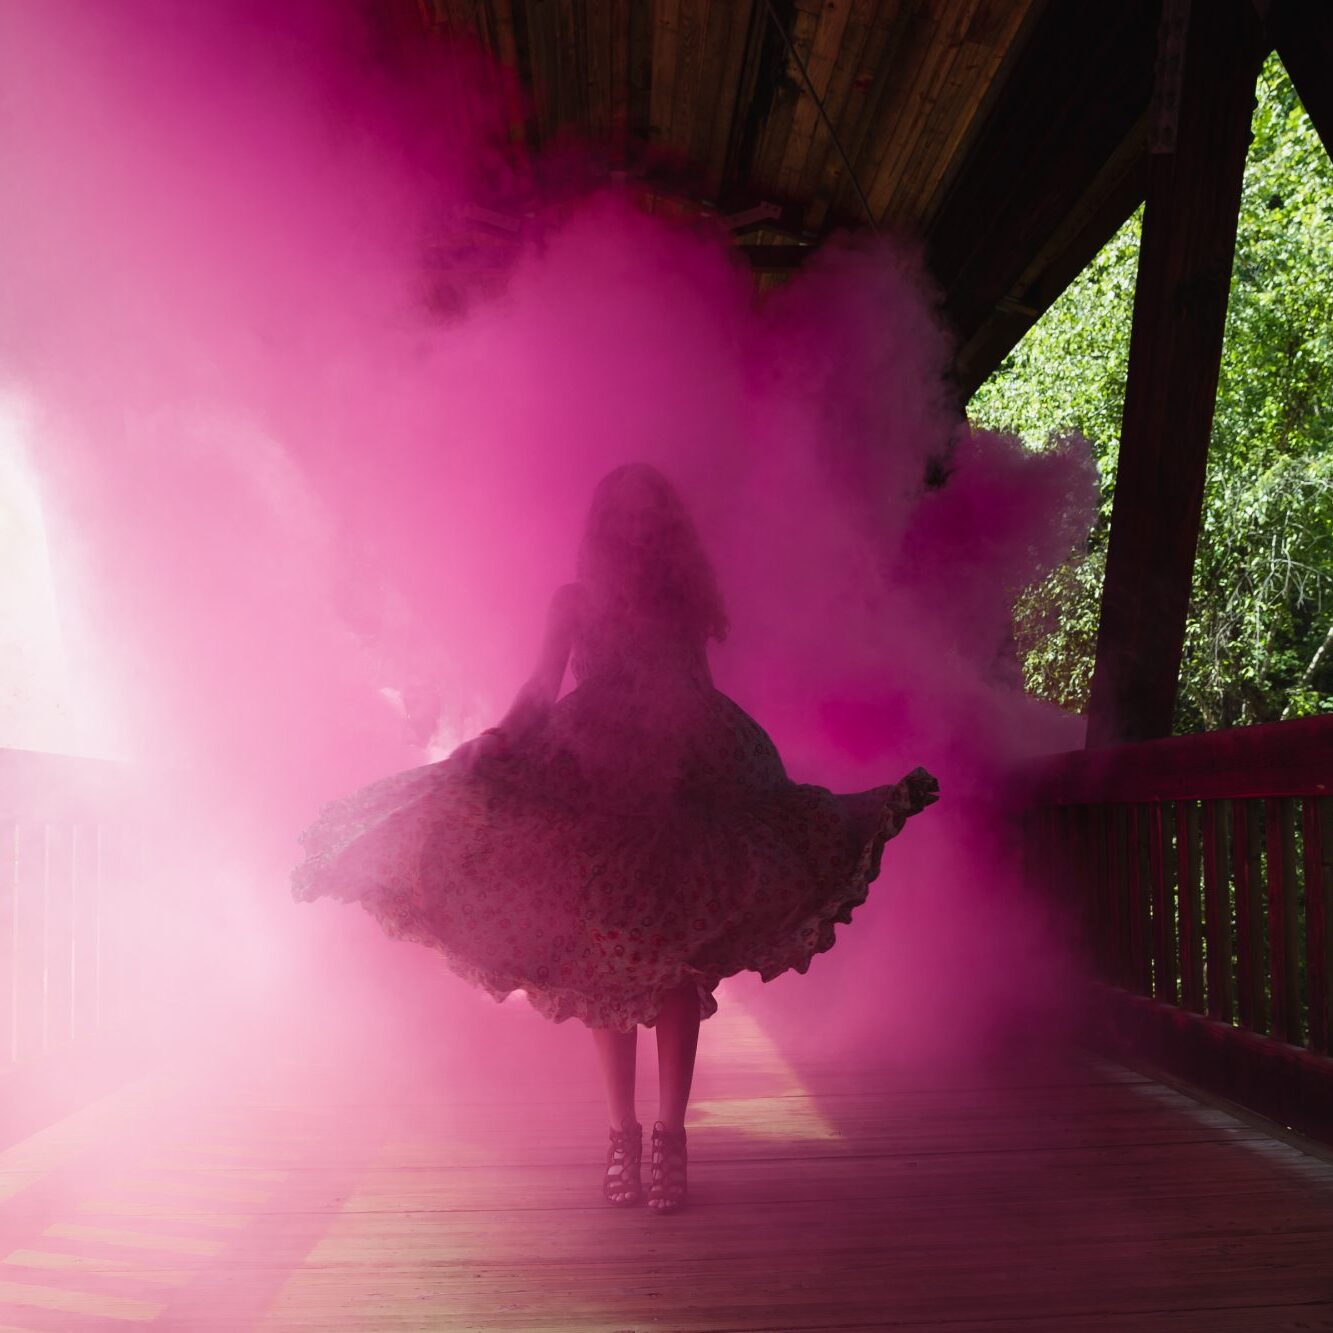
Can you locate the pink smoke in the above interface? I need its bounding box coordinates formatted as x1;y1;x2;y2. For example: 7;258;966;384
0;1;1097;1070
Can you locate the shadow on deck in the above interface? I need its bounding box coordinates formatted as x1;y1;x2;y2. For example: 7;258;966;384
0;998;1331;1332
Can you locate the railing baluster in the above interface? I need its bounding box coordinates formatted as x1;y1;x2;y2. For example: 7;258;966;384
0;750;148;1070
46;824;73;1047
1148;803;1176;1004
69;824;80;1043
15;826;26;1066
1067;805;1092;969
1305;796;1333;1056
1039;804;1058;906
13;824;35;1064
1098;805;1119;986
93;823;105;1035
1234;800;1265;1032
39;822;51;1056
4;822;16;1069
1103;805;1120;986
1265;795;1301;1045
1072;805;1099;971
1177;800;1203;1012
1141;803;1156;994
1126;805;1150;995
1088;806;1106;976
102;824;121;1027
1201;799;1233;1023
131;828;148;1011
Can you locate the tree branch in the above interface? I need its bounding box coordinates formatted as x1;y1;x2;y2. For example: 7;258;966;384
1282;619;1333;719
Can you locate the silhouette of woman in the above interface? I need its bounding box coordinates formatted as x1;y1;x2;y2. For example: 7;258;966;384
292;463;939;1213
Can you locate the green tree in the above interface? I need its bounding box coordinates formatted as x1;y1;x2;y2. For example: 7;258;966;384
969;54;1333;732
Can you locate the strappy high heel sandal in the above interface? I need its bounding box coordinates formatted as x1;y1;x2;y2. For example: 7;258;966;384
603;1117;643;1206
648;1121;687;1214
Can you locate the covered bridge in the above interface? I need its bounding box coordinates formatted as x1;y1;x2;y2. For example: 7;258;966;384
1;1;1331;1328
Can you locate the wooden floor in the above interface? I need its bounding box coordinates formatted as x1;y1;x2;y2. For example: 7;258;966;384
1;999;1332;1332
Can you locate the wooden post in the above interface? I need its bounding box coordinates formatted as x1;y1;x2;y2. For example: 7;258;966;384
1085;0;1266;747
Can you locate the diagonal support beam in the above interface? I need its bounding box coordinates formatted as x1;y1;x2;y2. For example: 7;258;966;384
1086;0;1268;748
1259;0;1333;160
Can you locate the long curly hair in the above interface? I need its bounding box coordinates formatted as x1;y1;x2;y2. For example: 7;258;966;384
576;463;728;643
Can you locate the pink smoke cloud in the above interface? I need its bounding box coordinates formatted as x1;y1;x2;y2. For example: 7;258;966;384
0;0;1097;1069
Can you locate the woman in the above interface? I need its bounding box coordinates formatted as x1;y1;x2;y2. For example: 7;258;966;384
292;463;938;1214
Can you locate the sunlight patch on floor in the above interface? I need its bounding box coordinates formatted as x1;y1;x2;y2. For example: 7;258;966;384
689;991;839;1143
0;1076;165;1205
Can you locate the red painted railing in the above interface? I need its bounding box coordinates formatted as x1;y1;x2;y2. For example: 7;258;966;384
1024;714;1333;1139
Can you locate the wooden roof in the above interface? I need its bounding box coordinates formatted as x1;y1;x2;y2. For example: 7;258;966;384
407;0;1167;397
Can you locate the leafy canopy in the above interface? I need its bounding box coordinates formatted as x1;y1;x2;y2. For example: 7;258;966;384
969;54;1333;733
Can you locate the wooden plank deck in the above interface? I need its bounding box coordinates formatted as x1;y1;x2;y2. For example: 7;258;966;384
0;998;1331;1331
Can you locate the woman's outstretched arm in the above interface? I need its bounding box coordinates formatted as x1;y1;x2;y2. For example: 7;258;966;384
493;581;582;739
449;583;581;770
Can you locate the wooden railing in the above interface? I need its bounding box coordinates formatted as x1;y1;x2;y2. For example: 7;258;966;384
1024;714;1333;1140
1;748;148;1070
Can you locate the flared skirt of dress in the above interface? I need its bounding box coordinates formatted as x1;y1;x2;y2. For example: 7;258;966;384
291;680;936;1031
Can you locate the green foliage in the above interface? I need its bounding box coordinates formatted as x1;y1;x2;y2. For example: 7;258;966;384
969;54;1333;732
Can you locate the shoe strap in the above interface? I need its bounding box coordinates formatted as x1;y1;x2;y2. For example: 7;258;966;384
608;1120;643;1156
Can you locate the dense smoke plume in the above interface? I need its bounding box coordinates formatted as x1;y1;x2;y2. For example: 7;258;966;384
0;0;1097;1071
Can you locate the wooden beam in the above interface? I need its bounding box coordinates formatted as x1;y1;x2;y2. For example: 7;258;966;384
927;1;1161;362
1261;0;1333;160
954;118;1149;402
737;241;814;271
1085;0;1268;748
893;1;1041;231
720;0;794;199
913;0;1049;232
699;0;759;198
626;0;655;147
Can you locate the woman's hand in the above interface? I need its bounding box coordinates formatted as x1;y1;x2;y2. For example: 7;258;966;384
903;767;940;811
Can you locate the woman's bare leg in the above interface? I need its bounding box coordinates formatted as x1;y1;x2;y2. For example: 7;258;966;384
653;981;701;1132
591;1026;638;1129
645;982;698;1212
592;1026;641;1204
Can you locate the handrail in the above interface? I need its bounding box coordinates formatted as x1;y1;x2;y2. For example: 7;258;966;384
1024;713;1333;803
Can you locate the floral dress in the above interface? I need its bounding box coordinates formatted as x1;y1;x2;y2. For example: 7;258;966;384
291;606;938;1031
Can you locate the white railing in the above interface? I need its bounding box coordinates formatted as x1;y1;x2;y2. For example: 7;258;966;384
1;748;147;1069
